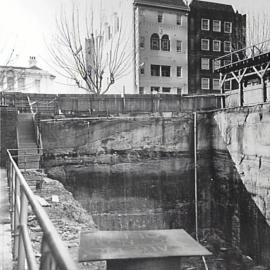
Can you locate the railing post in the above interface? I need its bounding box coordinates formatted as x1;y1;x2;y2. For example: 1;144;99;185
40;237;53;270
11;165;16;233
239;81;244;107
14;174;20;259
18;190;28;270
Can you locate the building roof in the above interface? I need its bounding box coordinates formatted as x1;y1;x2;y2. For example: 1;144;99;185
189;0;234;13
134;0;189;11
0;65;42;71
0;65;56;79
28;65;42;70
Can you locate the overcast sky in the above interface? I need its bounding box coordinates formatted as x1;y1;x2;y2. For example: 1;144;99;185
0;0;269;81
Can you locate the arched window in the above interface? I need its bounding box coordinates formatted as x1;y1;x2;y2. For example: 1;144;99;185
161;35;170;51
150;33;160;50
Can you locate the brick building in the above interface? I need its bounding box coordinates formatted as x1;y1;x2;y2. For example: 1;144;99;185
188;0;246;94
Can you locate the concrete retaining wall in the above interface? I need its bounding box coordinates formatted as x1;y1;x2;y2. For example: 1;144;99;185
0;106;17;166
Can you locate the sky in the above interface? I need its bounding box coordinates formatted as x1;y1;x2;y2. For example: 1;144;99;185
0;0;269;86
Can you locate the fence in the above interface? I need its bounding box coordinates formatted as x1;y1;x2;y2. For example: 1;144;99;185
6;149;78;270
1;92;222;115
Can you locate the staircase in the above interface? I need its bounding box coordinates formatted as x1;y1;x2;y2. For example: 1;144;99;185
17;113;40;170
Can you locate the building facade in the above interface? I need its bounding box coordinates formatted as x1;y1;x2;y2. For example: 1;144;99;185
89;0;189;95
134;0;189;95
0;57;56;93
188;0;246;94
88;0;246;95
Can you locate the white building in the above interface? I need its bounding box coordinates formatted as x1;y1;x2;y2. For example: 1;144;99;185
0;56;55;93
87;0;189;95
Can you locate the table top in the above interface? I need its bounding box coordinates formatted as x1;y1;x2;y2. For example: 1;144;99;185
79;229;211;262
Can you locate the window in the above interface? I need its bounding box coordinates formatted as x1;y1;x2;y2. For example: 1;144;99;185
7;77;14;91
201;19;210;30
201;58;210;70
35;79;41;91
224;41;231;52
177;88;182;95
150;33;160;50
201;39;209;51
176;14;182;25
140;37;145;49
224;22;232;33
213;79;220;90
177;66;182;77
224;59;231;66
224;81;231;90
201;78;210;90
140;67;145;75
213;20;221;32
158;12;163;23
151;65;160;76
18;77;25;90
213;60;221;71
161;65;170;77
176;40;182;52
161;35;170;51
162;87;171;93
139;87;144;94
151;86;159;92
213;40;221;52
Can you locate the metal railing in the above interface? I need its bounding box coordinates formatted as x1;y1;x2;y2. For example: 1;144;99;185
214;39;270;71
6;149;78;270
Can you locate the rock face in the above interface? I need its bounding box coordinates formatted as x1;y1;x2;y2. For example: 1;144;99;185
41;115;209;155
212;105;270;266
43;115;213;233
42;111;270;268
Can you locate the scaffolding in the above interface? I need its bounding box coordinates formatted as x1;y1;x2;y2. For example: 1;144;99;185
214;39;270;107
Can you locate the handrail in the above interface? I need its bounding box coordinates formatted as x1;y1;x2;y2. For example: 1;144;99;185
214;39;270;71
7;149;78;270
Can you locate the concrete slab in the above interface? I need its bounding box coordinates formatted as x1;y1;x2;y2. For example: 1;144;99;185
79;229;211;262
0;168;13;270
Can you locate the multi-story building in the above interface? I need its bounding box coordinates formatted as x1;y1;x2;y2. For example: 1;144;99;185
0;56;55;93
134;0;190;95
87;0;246;95
188;0;246;94
87;0;189;95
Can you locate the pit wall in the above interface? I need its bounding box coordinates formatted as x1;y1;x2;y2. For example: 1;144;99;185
40;109;270;267
0;106;17;166
41;114;214;233
212;104;270;266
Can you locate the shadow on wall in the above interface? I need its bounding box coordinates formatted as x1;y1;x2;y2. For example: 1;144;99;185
59;157;196;232
211;116;270;267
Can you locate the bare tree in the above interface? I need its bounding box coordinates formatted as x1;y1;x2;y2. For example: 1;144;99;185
247;11;270;48
0;44;16;92
49;5;131;95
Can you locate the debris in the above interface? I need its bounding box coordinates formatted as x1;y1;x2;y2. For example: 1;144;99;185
35;195;50;207
52;195;59;203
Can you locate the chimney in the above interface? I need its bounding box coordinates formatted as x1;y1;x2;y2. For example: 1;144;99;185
29;56;37;67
